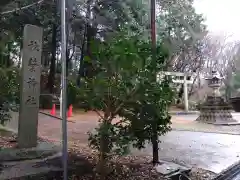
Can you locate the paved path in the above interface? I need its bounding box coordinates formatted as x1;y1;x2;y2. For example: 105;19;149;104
5;112;240;174
132;131;240;173
6;112;97;143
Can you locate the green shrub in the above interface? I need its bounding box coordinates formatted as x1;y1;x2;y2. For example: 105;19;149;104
0;67;19;125
79;31;174;175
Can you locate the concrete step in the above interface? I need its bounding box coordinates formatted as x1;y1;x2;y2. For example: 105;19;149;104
155;160;191;178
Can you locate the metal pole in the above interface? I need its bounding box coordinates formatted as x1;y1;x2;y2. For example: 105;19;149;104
60;0;68;179
60;0;73;118
60;91;62;117
183;75;189;112
150;0;159;165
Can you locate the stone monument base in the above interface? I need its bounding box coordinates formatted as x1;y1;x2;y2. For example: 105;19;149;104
155;160;191;178
0;151;62;180
0;141;60;162
196;96;240;125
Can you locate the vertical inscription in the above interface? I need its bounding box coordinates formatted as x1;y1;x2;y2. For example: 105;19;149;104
18;25;43;148
28;57;39;72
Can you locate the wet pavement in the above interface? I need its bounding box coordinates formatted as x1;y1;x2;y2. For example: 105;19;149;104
132;131;240;173
4;112;240;174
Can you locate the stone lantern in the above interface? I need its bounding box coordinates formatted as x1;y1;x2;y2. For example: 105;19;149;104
196;70;239;125
205;70;223;97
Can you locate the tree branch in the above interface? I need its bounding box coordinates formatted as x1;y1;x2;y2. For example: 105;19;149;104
93;109;104;120
1;0;45;15
112;85;139;117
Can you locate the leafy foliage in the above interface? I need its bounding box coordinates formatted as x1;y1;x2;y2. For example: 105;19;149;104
1;0;206;98
0;67;20;125
79;30;174;175
157;0;206;73
118;79;174;149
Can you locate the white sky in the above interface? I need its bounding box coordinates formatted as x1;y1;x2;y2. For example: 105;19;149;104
194;0;240;41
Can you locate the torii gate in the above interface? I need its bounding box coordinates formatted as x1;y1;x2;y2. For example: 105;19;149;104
157;72;194;111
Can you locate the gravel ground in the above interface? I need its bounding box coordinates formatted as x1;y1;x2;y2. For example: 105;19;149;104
0;130;216;180
6;151;216;180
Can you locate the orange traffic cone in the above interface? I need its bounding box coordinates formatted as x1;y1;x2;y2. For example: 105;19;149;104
67;104;73;118
50;104;56;116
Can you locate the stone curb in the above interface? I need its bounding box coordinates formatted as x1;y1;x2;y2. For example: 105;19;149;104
171;129;240;136
0;126;17;134
0;153;63;180
0;149;58;162
170;111;200;115
39;111;75;123
212;159;240;180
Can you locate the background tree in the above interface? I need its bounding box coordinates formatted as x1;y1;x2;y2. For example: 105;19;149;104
1;0;206;99
154;0;207;104
197;34;240;100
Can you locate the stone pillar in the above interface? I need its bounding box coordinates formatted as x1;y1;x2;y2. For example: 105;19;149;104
183;75;188;111
18;24;43;148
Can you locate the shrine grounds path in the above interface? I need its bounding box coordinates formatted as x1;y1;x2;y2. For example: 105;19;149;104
5;111;240;174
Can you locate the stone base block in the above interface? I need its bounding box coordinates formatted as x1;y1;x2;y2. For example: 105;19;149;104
196;116;240;125
0;152;62;180
155;160;191;177
0;141;60;162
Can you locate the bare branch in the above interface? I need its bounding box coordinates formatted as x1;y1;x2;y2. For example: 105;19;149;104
93;109;105;120
1;0;45;15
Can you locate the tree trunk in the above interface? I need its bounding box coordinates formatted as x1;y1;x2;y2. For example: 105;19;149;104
83;0;96;78
98;118;110;180
0;50;3;67
18;41;23;68
76;27;87;86
6;43;11;67
47;23;57;94
151;123;159;165
76;0;91;85
65;0;74;77
65;27;75;77
66;49;70;76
